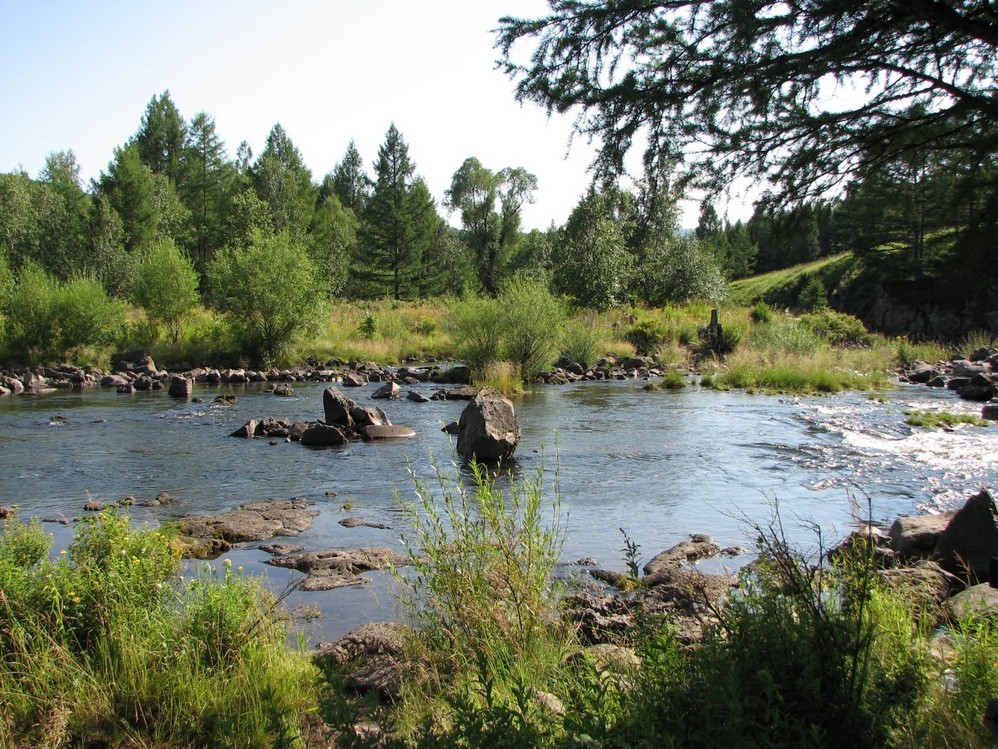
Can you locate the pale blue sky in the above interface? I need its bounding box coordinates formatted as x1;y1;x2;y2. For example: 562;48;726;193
0;1;739;228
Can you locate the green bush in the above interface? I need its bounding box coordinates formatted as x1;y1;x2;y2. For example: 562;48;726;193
2;262;60;358
750;300;774;324
130;239;200;343
560;318;602;369
0;512;319;747
449;295;504;376
798;276;828;311
52;276;126;353
209;230;326;364
800;308;872;346
626;318;667;355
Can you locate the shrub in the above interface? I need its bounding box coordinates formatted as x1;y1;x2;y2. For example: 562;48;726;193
798;276;828;311
626;318;667;355
560;318;602;369
800;309;872;346
750;300;773;324
449;295;504;376
498;274;566;379
2;262;60;358
130;239;200;343
52;276;126;353
208;230;326;364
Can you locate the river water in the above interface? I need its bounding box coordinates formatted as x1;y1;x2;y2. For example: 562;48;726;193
1;378;996;641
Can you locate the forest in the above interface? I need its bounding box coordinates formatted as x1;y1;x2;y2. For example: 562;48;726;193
2;81;993;366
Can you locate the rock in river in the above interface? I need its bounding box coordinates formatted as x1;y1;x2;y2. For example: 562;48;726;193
180;498;318;543
456;387;520;463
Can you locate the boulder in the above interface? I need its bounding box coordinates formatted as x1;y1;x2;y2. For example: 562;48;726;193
361;425;415;440
180;498;317;544
406;390;430;403
371;381;401;400
456;387;520;462
323;387;358;427
935;489;998;582
265;547;411;591
944;582;998;622
167;375;192;398
300;423;349;447
643;534;721;576
432;364;471;384
877;561;955;623
957;373;997;402
905;361;937;384
273;383;294;397
350;405;391;428
342;372;367;387
2;376;24;394
888;511;955;560
100;374;129;388
230;419;259;438
313;622;412;702
983;403;998;421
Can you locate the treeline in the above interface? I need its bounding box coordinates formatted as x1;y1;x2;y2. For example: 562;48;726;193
1;91;993;364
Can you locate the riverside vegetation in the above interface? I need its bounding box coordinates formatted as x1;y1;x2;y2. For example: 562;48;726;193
4;468;998;747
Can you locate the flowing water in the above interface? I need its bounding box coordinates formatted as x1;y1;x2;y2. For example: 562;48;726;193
1;378;996;641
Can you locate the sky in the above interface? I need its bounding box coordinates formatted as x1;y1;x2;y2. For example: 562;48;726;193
0;1;749;230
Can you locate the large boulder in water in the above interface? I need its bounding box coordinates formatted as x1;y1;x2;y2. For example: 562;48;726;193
167;375;192;398
323;386;358;427
456;387;520;463
935;489;998;583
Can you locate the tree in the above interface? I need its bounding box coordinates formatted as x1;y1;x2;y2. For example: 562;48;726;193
179;112;236;275
357;125;439;299
445;158;536;294
131;239;200;343
37;151;91;281
645;235;727;306
497;2;998;206
209;231;325;363
132;91;186;183
327;140;370;213
309;191;356;297
252;124;316;238
553;188;631;310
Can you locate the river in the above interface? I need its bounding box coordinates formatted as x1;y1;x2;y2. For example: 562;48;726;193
1;378;996;641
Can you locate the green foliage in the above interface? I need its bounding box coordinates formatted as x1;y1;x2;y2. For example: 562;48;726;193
553;187;631;310
499;274;566;379
750;301;773;324
798;275;829;311
0;512;319;748
748;316;826;356
1;263;125;360
359;311;378;339
394;459;566;743
799;308;872;346
625;318;667;356
474;360;525;398
560;318;602;369
130;238;201;343
644;235;728;306
904;410;988;429
449;277;565;381
209;230;325;364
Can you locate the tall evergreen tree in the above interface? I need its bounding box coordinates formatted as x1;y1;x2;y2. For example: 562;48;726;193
357;125;438;300
328;140;370;213
132;91;186;183
36;151;91;280
179;112;236;275
252;123;315;238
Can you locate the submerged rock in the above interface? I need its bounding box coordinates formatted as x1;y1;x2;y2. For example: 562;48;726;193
180;498;317;544
265;546;411;591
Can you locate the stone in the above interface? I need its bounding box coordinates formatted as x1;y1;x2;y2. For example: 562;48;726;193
957;373;997;402
371;381;401;400
406;390;430;403
84;499;107;512
273;383;294;397
935;489;998;583
877;561;955;623
0;506;13;519
230;419;259;438
944;582;998;622
888;512;955;560
361;425;415;440
456;387;520;463
905;361;937;384
350;405;391;428
167;375;193;398
983;403;998;421
322;387;357;427
431;364;471;384
442;385;479;400
342;372;367;387
259;543;306;555
643;534;721;576
265;547;411;591
441;421;459;435
180;498;317;543
140;491;177;507
300;423;349;447
100;374;129;387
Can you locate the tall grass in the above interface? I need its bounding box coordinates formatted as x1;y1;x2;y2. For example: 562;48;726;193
392;459;570;744
0;511;319;748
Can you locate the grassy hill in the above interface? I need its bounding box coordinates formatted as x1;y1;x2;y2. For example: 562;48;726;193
727;252;860;309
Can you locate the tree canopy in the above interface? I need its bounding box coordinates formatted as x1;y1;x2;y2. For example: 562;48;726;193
497;1;998;205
